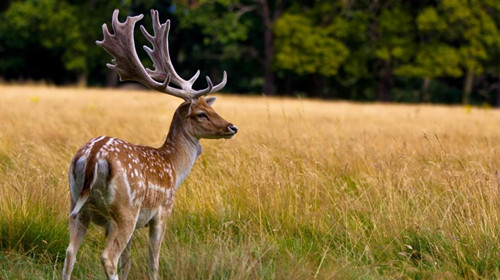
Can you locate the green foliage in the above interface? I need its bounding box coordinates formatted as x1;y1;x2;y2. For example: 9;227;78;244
374;7;414;63
331;11;371;82
274;13;348;77
441;0;500;74
388;0;500;103
0;0;86;73
1;0;500;104
417;7;446;32
396;45;463;78
174;0;250;60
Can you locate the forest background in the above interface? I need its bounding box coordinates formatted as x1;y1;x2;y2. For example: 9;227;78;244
1;0;500;105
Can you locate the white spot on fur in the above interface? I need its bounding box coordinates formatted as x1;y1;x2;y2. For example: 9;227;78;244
148;183;168;194
83;136;106;156
102;137;115;149
131;190;136;202
138;181;145;189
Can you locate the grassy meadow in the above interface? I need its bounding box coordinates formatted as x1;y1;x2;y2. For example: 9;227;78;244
1;84;500;279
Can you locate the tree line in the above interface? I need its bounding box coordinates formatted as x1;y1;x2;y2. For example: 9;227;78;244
1;0;500;105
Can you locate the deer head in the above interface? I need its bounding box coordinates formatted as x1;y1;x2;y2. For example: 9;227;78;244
180;96;238;139
96;9;237;141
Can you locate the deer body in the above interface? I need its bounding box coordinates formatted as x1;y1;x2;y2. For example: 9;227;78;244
63;9;237;280
69;113;199;222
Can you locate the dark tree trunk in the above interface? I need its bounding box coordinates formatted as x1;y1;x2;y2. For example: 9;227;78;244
421;77;431;102
312;74;325;97
367;1;393;102
257;0;283;96
285;76;293;95
496;87;500;107
76;72;88;87
490;82;500;107
376;60;392;102
463;68;474;104
262;20;275;95
105;71;119;87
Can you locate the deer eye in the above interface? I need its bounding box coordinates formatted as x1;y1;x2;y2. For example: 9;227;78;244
196;112;208;120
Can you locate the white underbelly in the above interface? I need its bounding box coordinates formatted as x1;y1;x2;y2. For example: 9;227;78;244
135;208;158;228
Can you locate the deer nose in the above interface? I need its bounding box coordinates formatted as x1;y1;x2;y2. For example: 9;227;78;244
228;124;238;134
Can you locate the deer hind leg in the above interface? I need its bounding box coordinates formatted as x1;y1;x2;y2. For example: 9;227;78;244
62;212;90;280
101;215;137;280
148;208;169;280
120;239;132;280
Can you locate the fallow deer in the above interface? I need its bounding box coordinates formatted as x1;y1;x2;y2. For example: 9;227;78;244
62;9;237;280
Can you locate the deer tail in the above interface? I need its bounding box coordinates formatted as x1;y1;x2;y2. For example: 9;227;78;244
69;156;109;219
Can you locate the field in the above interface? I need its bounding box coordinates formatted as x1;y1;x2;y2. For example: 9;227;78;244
1;84;500;279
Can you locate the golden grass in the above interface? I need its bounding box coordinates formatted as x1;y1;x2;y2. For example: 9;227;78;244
1;84;500;279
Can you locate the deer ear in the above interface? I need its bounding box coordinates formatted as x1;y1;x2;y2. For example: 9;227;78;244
205;96;216;106
182;100;194;117
186;102;193;116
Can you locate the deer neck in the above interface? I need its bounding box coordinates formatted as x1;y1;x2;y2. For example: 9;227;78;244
161;114;201;189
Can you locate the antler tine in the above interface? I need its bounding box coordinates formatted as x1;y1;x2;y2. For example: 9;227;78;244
96;10;145;82
98;9;228;101
191;71;228;99
97;9;188;100
141;10;202;92
111;9;121;36
212;71;228;92
140;9;230;99
161;73;172;90
205;76;214;93
187;70;201;85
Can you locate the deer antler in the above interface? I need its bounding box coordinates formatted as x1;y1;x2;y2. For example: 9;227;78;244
96;9;227;100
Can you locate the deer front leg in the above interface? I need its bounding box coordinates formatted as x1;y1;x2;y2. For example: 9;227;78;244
148;209;168;280
101;214;138;280
120;239;132;280
62;212;89;280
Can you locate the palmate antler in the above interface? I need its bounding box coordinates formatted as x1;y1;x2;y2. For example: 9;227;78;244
96;9;227;100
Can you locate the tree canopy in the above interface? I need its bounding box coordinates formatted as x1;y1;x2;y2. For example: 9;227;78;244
1;0;500;105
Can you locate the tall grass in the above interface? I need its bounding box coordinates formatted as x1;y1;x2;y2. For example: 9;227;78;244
1;84;500;279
